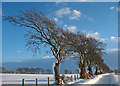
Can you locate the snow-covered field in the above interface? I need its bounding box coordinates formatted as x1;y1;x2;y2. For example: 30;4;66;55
1;73;118;85
1;73;78;84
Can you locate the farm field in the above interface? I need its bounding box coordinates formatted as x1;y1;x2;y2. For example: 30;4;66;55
1;73;78;84
1;73;118;85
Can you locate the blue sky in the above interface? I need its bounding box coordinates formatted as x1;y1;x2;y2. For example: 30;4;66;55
2;2;119;63
1;0;119;2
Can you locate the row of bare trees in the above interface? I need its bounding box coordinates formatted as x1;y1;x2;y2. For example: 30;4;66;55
69;33;110;78
16;68;51;74
4;9;110;85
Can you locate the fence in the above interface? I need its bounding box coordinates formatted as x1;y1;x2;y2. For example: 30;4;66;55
22;74;79;86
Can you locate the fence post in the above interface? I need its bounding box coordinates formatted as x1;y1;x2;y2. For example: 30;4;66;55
71;75;73;81
48;77;49;86
77;74;78;79
36;78;38;86
22;79;25;86
74;75;76;81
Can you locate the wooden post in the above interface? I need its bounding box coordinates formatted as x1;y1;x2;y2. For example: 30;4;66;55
22;79;25;86
48;77;49;86
74;75;75;81
74;75;76;81
71;75;73;81
36;78;38;86
77;75;78;79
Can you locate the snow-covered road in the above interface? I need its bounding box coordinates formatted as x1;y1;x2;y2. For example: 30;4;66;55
70;73;118;85
95;73;118;84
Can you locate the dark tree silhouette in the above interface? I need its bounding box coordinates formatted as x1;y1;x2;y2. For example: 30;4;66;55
70;70;72;74
41;68;45;74
64;69;68;74
16;68;23;74
23;68;30;74
36;68;41;74
0;66;6;73
46;69;51;74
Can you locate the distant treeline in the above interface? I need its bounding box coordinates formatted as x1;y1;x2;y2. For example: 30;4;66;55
0;66;119;74
0;66;51;74
0;66;80;74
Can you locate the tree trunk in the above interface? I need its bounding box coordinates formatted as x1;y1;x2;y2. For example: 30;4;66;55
80;67;83;78
80;60;86;79
54;63;61;85
88;63;93;77
95;66;98;75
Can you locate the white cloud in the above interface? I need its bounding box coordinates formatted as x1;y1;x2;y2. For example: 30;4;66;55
111;36;120;42
111;36;118;40
53;17;58;22
69;10;81;20
64;25;77;32
43;56;54;59
88;17;95;22
82;30;86;33
86;31;108;42
17;50;22;53
100;38;108;42
94;32;98;35
86;32;99;39
108;49;120;52
64;24;68;27
110;6;115;10
53;17;63;25
56;7;71;18
56;8;81;20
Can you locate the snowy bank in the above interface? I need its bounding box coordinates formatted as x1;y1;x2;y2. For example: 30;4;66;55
68;73;118;84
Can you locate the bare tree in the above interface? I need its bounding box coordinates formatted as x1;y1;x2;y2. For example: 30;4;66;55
41;68;45;74
0;66;6;73
4;9;72;84
36;68;41;74
23;68;30;74
30;68;36;74
64;69;68;74
46;69;51;74
68;32;106;78
16;68;23;74
70;70;72;74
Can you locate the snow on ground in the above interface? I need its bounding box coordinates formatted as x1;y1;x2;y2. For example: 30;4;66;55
69;73;118;84
1;73;78;84
1;73;54;84
1;73;118;85
93;73;118;84
68;74;103;84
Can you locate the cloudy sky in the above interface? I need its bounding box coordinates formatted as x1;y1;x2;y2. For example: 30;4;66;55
2;2;119;66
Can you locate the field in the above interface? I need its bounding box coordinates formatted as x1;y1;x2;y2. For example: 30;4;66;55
1;73;78;84
1;73;119;85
